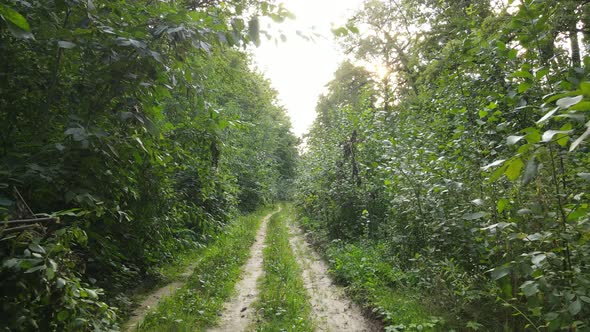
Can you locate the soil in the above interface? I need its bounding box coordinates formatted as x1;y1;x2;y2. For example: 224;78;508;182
207;208;279;332
125;207;380;332
124;281;185;331
287;221;382;332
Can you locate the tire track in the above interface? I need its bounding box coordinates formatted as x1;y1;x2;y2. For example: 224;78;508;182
208;208;280;332
288;221;381;332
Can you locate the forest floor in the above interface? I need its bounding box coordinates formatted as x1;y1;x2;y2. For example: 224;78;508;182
125;205;379;331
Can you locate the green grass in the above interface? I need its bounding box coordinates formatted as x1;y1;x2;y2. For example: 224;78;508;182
298;215;445;332
156;246;203;281
135;206;274;332
121;245;204;322
253;204;313;331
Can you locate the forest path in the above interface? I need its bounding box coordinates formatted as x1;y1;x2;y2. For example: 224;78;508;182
207;207;280;332
210;205;380;332
287;221;381;332
124;263;196;331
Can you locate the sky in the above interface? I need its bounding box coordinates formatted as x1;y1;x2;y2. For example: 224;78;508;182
251;0;365;137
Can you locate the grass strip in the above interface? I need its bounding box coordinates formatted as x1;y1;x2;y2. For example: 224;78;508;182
254;204;313;331
136;206;274;331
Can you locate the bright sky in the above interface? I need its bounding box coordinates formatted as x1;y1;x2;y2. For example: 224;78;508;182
251;0;365;137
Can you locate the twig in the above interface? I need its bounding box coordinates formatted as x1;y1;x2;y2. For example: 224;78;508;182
1;224;43;234
1;217;58;225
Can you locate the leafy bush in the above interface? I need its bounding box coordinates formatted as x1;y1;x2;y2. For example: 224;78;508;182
1;227;117;331
296;1;590;330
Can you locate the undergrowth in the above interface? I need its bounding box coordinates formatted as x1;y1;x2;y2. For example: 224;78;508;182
254;204;313;331
120;244;205;322
297;213;446;332
135;206;274;331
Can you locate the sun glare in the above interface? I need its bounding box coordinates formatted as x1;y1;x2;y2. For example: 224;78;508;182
252;0;365;137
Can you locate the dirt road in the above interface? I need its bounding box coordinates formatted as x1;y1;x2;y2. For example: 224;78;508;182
210;209;380;331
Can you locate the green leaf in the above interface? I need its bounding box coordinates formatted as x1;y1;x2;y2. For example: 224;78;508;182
518;81;532;93
505;158;524;181
526;233;543;242
332;27;349;37
523;127;541;144
568;298;581;316
482;159;506;171
497;198;509;213
567;205;588;221
536;107;559;124
65;127;87;141
553;122;572;148
556;95;583;109
522;157;538;185
56;278;66;289
3;258;19;269
520;280;539;297
507;135;524;145
0;4;30;32
248;17;260;46
545;312;559;321
511;70;533;79
25;264;46;273
489;163;509;182
507;49;518;60
570;101;590;111
86;289;98;299
346;24;359;34
471;198;484;206
29;243;46;254
57;310;69;322
134;137;148;153
535;68;549;79
490;265;510;280
46;267;55;280
577;173;590;181
499;277;512;297
58;41;76;49
531;253;546;266
462;212;488;220
541;130;572;142
569;121;590;152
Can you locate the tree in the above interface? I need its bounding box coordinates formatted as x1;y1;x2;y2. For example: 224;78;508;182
297;0;590;329
0;0;298;330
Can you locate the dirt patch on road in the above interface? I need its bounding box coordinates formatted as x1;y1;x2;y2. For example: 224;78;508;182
125;280;185;331
207;208;280;332
288;222;382;332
